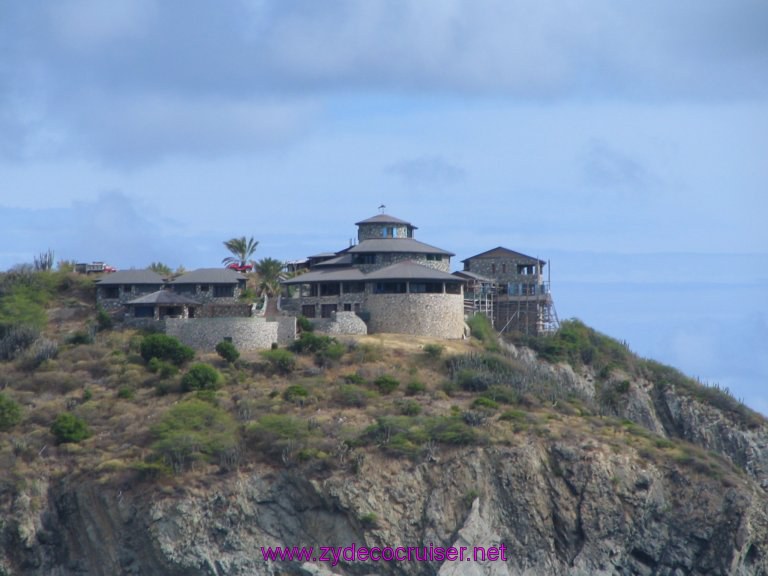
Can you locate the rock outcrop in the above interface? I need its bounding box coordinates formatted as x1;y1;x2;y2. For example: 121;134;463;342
2;341;768;576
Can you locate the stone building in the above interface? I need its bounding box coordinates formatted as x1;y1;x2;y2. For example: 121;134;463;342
95;270;166;311
461;247;558;335
282;214;466;339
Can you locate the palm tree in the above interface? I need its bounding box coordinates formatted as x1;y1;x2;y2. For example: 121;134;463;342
222;236;258;268
254;257;284;316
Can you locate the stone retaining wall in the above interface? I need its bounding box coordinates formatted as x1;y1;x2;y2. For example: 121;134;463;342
312;311;368;336
164;317;279;351
365;293;465;339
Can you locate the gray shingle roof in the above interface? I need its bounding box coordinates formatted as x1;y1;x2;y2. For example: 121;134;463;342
282;268;367;284
354;214;416;228
461;246;545;264
453;270;494;282
347;238;453;256
126;290;201;306
95;270;165;285
365;261;462;282
313;254;353;267
170;268;245;284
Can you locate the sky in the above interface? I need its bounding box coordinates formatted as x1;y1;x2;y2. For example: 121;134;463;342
1;1;766;412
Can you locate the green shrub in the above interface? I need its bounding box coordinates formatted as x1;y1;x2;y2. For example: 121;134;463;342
426;416;478;445
296;315;314;332
523;319;635;375
215;340;240;363
261;348;296;374
117;386;135;400
51;413;91;444
68;330;94;345
315;341;346;367
181;363;222;392
96;306;113;331
334;384;376;408
344;373;366;385
423;343;445;359
151;399;239;474
398;399;422;416
466;314;499;351
374;374;400;395
139;333;194;366
405;380;426;396
472;397;499;410
290;332;337;354
283;384;310;402
499;409;526;422
247;414;315;462
148;357;179;378
0;392;22;431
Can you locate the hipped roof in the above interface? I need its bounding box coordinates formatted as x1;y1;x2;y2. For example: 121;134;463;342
354;214;416;228
347;238;453;256
170;268;245;284
95;270;165;285
126;290;201;306
461;246;545;265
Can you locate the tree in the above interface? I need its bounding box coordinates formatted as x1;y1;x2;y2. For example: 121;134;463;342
0;393;22;431
222;236;258;267
51;412;91;444
147;262;172;276
254;257;283;316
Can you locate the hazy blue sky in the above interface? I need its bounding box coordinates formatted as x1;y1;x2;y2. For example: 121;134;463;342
1;1;766;411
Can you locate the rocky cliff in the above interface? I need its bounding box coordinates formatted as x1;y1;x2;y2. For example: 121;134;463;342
2;331;768;576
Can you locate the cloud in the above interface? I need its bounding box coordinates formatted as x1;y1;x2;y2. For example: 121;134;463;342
0;191;196;270
1;0;767;166
386;156;466;189
582;140;657;193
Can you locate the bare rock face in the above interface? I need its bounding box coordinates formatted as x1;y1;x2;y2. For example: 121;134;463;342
3;343;768;575
3;435;768;576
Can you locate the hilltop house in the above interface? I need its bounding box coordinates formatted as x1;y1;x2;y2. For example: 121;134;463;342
95;270;166;311
282;214;466;339
461;247;558;335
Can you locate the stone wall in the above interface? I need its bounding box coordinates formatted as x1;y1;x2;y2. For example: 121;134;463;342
275;316;298;345
464;255;542;286
96;284;163;311
195;304;252;318
312;311;368;336
365;293;465;339
357;223;411;241
164;317;279;351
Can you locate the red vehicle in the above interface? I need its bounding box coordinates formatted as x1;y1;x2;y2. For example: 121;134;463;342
226;263;253;273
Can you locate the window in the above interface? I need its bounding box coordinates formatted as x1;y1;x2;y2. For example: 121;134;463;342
426;254;443;261
353;254;376;265
321;304;337;318
102;286;119;299
200;284;209;292
320;283;340;296
122;284;133;293
342;282;365;293
410;282;443;293
214;285;235;298
343;303;352;312
175;284;195;294
502;264;506;274
134;305;154;318
491;264;496;274
446;283;462;295
374;282;407;294
302;304;316;318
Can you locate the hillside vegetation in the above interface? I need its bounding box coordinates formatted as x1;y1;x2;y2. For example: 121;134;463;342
0;266;764;493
